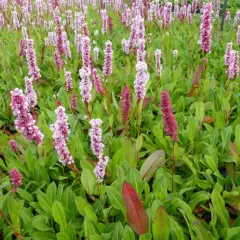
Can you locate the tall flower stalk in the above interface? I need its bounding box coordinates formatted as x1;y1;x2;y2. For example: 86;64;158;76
200;3;212;54
160;91;178;192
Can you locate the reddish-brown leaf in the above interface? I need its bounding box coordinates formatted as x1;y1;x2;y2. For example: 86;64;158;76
193;58;208;87
143;98;151;109
203;116;214;124
122;181;149;235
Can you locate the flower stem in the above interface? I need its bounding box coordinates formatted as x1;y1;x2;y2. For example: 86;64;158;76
172;141;176;193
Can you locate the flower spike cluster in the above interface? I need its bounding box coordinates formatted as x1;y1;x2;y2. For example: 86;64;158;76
134;61;150;101
103;40;113;77
79;67;92;104
50;106;74;165
228;50;239;80
160;91;178;142
10;88;44;146
89;119;109;183
26;39;41;80
224;42;232;67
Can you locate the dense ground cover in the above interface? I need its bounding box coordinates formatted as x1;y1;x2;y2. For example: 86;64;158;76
1;0;240;239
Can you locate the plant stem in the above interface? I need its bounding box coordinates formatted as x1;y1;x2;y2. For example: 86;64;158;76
172;141;176;193
0;210;23;240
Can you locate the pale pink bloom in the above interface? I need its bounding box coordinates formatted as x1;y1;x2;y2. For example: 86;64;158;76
89;119;105;157
50;106;74;165
79;68;92;103
134;61;150;101
25;77;37;108
155;49;162;76
103;40;113;77
228;50;239;80
10;88;44;145
64;70;73;91
81;36;91;70
93;47;99;62
54;50;65;71
237;26;240;46
224;42;233;67
94;155;109;182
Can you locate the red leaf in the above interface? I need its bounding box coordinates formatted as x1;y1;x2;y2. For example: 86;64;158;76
122;181;149;235
203;116;214;123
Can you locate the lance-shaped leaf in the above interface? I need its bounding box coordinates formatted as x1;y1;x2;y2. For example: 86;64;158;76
122;181;149;235
152;206;170;240
140;150;165;182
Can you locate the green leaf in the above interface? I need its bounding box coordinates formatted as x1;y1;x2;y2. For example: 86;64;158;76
106;186;126;215
169;218;184;240
37;190;52;215
123;225;135;240
52;201;68;232
139;233;152;240
126;168;144;195
140;150;165;182
56;232;71;240
195;101;205;123
152;207;170;240
89;234;104;240
81;169;96;195
8;197;23;233
32;215;51;231
136;134;143;152
75;196;88;216
211;189;230;228
32;232;56;240
17;188;33;202
62;187;76;221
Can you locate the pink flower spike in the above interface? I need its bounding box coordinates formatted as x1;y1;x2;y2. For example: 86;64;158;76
200;3;212;54
134;61;150;101
103;40;113;77
160;91;178;142
92;68;105;95
50;106;74;166
19;39;26;57
224;42;233;67
64;70;73;92
94;155;109;182
121;86;131;126
26;39;41;80
25;77;37;108
9;168;23;192
81;36;92;70
79;68;92;104
55;16;65;55
155;49;162;77
228;50;239;80
237;26;240;47
54;50;65;71
9;140;18;152
71;94;77;110
10;88;44;146
89;119;105;157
